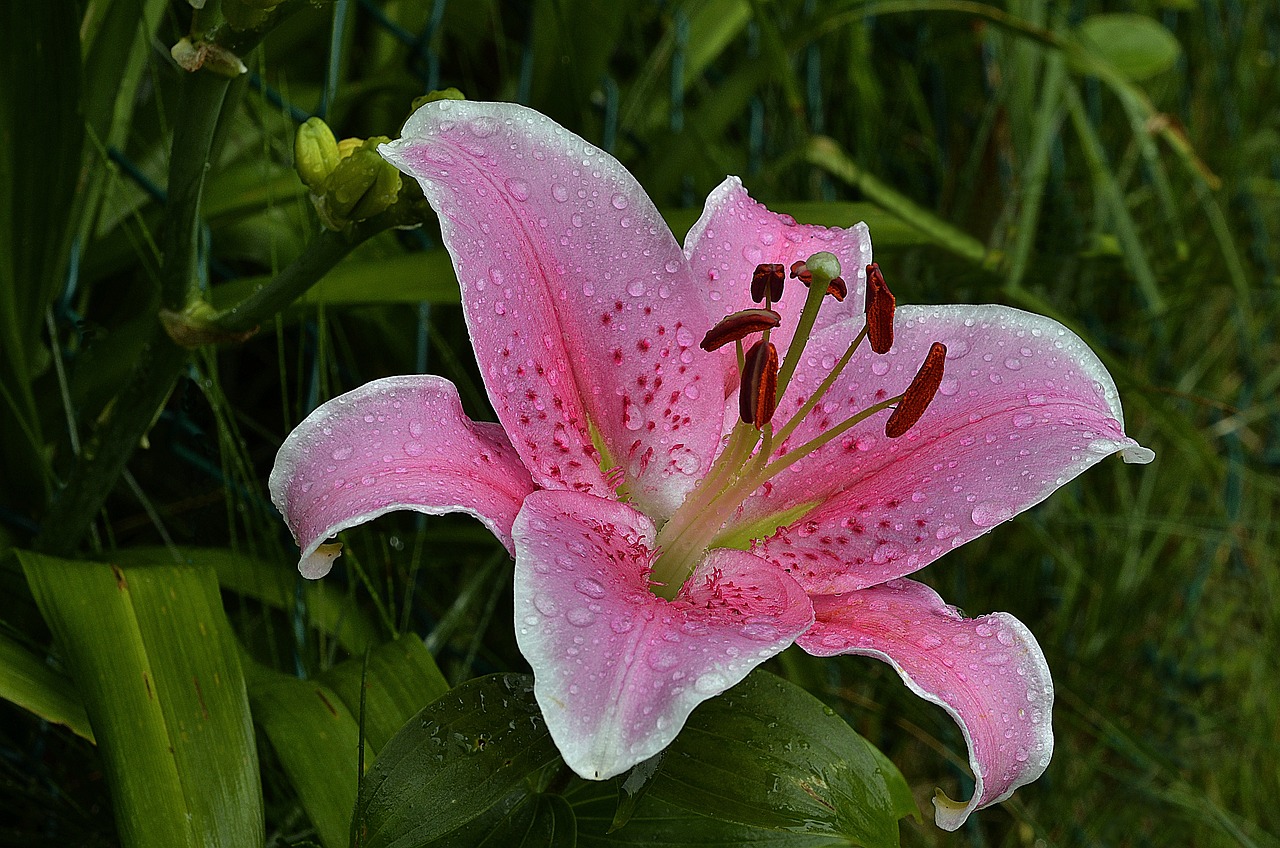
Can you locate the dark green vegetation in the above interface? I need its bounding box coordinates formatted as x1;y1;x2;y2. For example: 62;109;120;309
1;1;1275;846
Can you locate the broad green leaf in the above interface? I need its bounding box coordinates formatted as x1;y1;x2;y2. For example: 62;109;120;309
353;674;563;848
19;551;263;848
119;546;380;654
648;671;908;848
1076;14;1181;81
244;662;361;848
425;790;578;847
0;630;94;742
571;780;847;846
321;635;451;753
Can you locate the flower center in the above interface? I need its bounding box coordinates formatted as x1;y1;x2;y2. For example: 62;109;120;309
648;253;946;599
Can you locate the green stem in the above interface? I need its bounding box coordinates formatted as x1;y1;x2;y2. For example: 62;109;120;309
208;228;361;333
160;71;232;311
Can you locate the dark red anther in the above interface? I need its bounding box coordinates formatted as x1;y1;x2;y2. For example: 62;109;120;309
864;263;895;354
700;308;782;352
826;276;847;302
789;260;812;285
739;340;779;427
751;263;785;303
885;342;947;438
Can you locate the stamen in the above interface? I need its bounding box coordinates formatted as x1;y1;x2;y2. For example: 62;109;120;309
700;308;781;351
885;342;947;438
739;340;779;427
865;263;895;354
826;276;848;302
789;260;812;285
751;263;785;303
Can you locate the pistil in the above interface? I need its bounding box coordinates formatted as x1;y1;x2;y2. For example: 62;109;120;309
648;255;946;599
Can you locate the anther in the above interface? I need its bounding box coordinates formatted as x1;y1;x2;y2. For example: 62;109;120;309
739;340;780;427
700;308;782;352
789;260;812;285
826;276;847;302
751;264;785;303
885;342;946;438
864;263;896;354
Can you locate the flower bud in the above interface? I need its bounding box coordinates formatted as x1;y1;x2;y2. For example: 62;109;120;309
313;137;404;228
295;118;340;191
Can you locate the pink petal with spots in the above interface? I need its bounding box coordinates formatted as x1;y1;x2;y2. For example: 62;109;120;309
738;304;1153;593
379;101;726;521
269;376;537;578
512;490;813;780
684;177;874;353
797;579;1053;831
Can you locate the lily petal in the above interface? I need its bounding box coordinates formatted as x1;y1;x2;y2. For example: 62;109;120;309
797;579;1053;832
742;304;1154;592
684;177;873;351
270;375;537;577
513;490;813;780
380;101;726;521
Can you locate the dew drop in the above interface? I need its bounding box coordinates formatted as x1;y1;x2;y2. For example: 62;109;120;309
971;502;1014;527
551;183;569;202
647;647;679;671
627;279;645;297
610;614;634;634
331;446;353;461
871;360;890;376
566;607;596;627
611;193;629;210
917;634;944;650
469;116;498;137
505;178;530;200
740;622;778;642
695;671;727;694
575;577;607;599
571;213;583;228
1012;412;1035;429
533;593;560;616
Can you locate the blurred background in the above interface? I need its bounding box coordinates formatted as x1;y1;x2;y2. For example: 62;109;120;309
0;1;1276;846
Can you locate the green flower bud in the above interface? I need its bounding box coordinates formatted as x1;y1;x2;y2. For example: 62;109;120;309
295;118;340;191
410;88;466;113
314;137;403;229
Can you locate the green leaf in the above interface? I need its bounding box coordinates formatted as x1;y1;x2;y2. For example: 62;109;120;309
1075;14;1182;81
353;674;563;848
803;137;993;267
118;545;381;654
648;671;908;847
244;662;361;848
320;635;451;753
0;0;83;509
18;551;264;848
0;630;94;742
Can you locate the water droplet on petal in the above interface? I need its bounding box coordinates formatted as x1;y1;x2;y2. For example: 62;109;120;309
331;446;353;461
611;193;629;210
627;279;645;297
740;622;778;641
505;178;530;200
551;183;569;202
575;577;606;599
566;607;595;627
971;502;1015;527
1013;412;1035;429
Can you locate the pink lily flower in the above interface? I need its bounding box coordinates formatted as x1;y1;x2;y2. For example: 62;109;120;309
269;100;1153;830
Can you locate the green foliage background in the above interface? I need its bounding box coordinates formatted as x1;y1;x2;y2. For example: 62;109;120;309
0;0;1276;846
